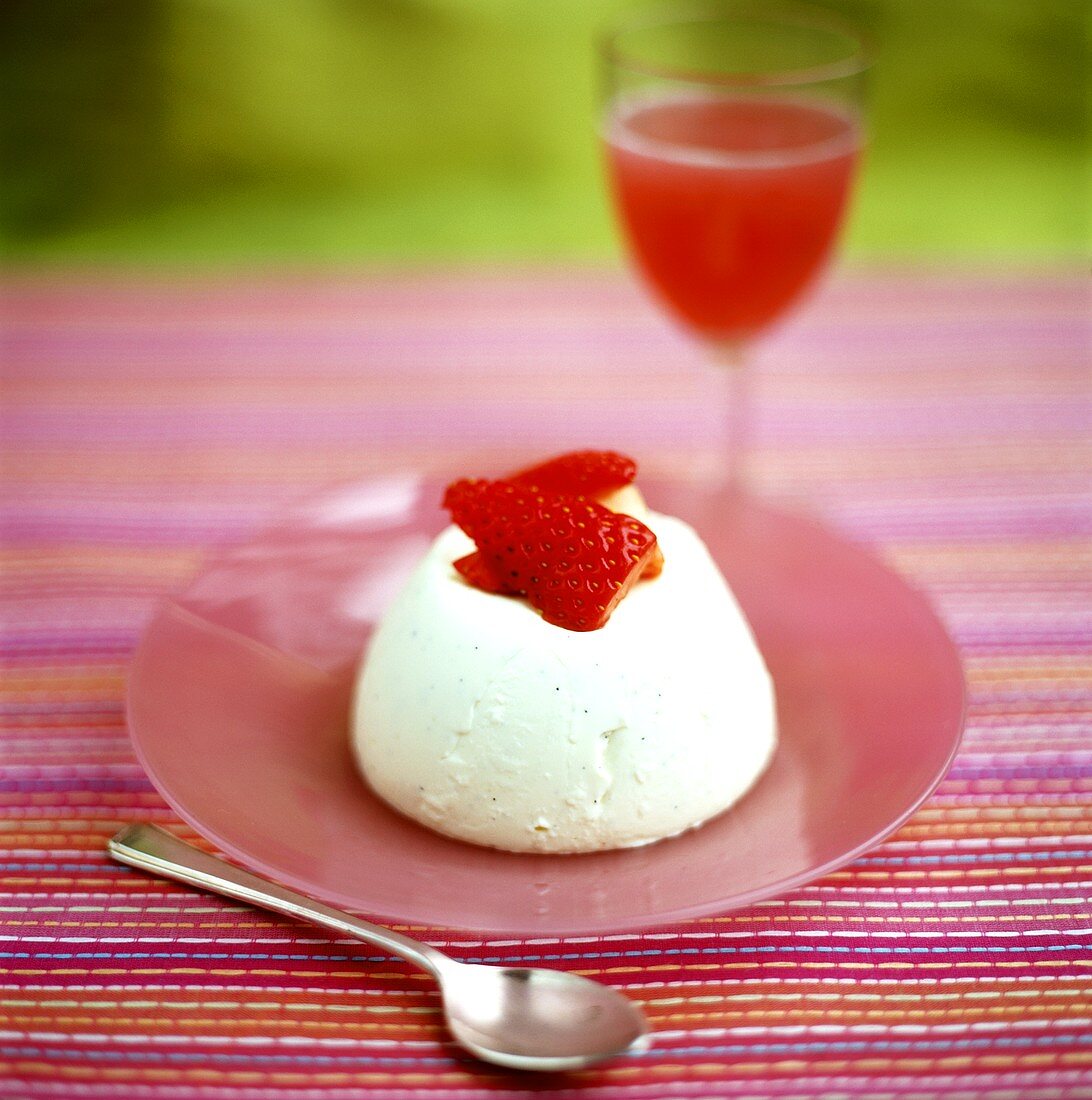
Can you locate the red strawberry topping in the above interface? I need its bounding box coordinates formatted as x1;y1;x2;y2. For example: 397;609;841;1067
443;478;659;631
510;450;636;496
449;450;660;597
451;550;510;594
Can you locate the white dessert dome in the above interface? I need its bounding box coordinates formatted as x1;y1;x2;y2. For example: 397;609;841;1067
352;511;776;853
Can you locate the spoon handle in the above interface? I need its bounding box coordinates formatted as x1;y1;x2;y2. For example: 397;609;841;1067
108;823;446;977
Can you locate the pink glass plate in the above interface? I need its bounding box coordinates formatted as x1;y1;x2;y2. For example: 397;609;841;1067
127;476;965;935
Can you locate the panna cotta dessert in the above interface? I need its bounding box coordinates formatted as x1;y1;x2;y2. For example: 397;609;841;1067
352;451;776;853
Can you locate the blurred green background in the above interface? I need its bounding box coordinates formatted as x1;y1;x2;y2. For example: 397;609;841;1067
1;0;1086;265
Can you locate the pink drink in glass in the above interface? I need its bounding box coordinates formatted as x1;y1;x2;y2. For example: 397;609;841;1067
606;94;860;342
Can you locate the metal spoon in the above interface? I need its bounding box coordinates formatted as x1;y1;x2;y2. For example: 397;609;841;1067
108;824;649;1071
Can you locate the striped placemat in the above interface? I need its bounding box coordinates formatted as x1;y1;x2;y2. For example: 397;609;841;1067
2;268;1089;1098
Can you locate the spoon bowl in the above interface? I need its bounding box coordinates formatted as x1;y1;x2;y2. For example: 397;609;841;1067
441;961;649;1071
108;824;649;1070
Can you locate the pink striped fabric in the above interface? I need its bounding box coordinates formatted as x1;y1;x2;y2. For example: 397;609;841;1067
2;268;1090;1098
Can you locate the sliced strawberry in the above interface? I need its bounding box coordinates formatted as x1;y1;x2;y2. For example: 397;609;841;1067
443;478;658;631
442;478;491;533
452;551;511;594
453;542;660;592
577;481;663;578
510;450;636;497
447;464;664;593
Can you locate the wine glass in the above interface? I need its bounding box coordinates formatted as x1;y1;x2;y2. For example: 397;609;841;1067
600;0;870;487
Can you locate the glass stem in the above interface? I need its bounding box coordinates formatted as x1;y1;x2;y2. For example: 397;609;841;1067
709;342;750;494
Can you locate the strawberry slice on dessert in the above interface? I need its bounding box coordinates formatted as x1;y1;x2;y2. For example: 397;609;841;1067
443;477;659;631
451;449;664;595
510;450;637;497
451;549;510;594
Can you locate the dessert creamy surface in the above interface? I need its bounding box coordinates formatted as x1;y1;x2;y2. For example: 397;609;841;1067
352;512;777;853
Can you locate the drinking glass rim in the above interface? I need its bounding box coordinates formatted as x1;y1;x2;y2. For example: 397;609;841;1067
600;0;873;87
